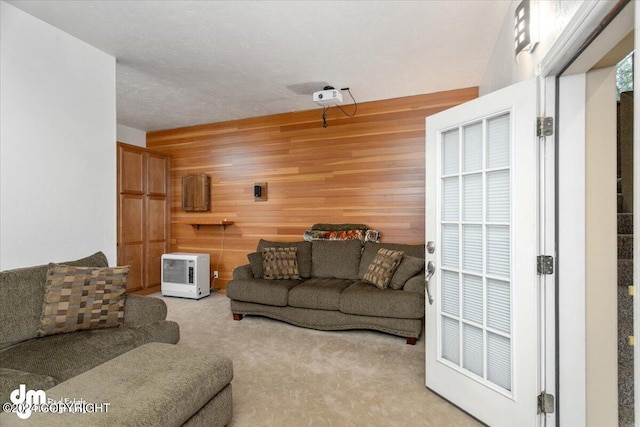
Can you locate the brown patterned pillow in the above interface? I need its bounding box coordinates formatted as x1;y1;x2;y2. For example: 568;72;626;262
363;248;404;289
37;264;129;337
261;247;299;280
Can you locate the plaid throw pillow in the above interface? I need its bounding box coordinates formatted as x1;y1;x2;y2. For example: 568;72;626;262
363;248;404;289
37;264;129;337
261;247;299;280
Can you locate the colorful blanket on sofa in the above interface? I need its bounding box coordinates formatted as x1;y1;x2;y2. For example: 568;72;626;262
303;224;380;243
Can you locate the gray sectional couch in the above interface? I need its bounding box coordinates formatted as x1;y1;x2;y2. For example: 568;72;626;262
0;252;180;405
226;239;426;344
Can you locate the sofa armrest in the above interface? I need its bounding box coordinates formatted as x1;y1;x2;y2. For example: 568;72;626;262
402;274;425;295
123;295;168;327
233;264;254;280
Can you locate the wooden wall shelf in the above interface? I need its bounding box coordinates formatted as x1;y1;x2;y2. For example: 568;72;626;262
176;220;234;230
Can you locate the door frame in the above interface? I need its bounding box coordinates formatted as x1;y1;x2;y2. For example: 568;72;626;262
550;2;634;425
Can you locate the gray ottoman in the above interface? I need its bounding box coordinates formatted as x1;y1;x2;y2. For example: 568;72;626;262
0;343;233;427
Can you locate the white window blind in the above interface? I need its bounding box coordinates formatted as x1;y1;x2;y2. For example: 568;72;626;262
442;316;460;365
443;129;459;175
487;279;511;333
487;333;512;391
463;123;482;172
462;274;483;324
487;226;510;277
487;114;510;169
463;324;484;377
439;112;512;393
442;224;459;268
442;177;459;221
462;225;482;272
441;270;459;316
463;174;482;221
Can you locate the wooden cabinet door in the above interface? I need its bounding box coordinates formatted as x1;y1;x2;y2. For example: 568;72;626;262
117;143;170;292
120;148;145;194
182;174;210;211
148;153;168;196
119;193;145;292
146;153;169;288
118;145;146;292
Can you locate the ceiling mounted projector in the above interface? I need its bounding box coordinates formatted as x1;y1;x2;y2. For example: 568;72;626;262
313;88;343;106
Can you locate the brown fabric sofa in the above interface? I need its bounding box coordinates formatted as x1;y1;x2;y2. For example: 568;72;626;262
0;252;180;405
226;240;425;344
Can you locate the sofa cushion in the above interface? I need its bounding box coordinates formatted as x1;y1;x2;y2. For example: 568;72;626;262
0;252;109;351
0;368;57;405
247;252;264;278
257;240;312;278
389;255;425;290
339;282;425;319
226;278;302;306
311;240;362;280
7;343;233;427
362;248;404;289
37;265;128;337
288;278;354;311
122;294;168;327
0;322;180;385
358;242;425;279
261;247;300;280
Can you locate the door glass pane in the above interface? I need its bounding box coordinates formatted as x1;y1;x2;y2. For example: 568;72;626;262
487;170;510;222
463;274;483;324
487;279;511;333
442;224;459;268
441;270;459;316
487;332;512;391
487;114;510;169
463;174;482;221
442;316;460;365
463;122;482;172
487;225;510;277
443;129;459;175
463;324;484;377
438;112;512;394
462;225;482;272
442;177;459;221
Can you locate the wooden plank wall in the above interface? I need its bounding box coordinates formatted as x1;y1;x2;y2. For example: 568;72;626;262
146;87;477;289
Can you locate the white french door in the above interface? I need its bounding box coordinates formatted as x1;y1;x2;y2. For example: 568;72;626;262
425;78;541;426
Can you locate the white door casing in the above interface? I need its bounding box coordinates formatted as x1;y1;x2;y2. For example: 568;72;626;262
425;78;540;426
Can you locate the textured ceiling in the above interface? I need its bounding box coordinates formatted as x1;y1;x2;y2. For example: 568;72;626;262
9;1;510;132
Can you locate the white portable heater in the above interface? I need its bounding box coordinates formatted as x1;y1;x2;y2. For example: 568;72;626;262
161;253;210;299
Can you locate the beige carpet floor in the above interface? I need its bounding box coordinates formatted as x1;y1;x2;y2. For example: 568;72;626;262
157;292;481;427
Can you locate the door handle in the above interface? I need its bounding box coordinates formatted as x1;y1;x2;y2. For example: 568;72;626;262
425;261;435;305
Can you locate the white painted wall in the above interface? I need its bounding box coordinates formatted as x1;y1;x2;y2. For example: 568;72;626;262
117;124;146;147
480;1;608;95
0;2;116;269
479;1;524;95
